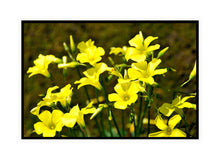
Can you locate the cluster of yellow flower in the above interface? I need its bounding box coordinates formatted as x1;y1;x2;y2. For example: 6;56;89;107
27;31;196;137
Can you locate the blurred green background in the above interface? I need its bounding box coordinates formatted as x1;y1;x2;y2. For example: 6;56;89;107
23;22;197;137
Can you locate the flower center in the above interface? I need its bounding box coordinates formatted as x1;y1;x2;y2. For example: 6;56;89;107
49;124;55;130
166;127;172;135
123;95;130;101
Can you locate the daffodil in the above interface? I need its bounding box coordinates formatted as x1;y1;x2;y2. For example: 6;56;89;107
128;58;167;85
159;95;196;117
76;39;105;66
61;102;96;128
30;84;73;115
27;54;61;78
149;114;186;137
34;110;64;137
74;62;112;90
125;31;160;62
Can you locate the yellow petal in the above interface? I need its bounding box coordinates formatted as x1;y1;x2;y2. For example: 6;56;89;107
181;96;195;103
125;48;146;62
42;128;57;137
146;44;160;52
159;103;175;117
108;93;121;102
147;58;161;74
128;68;142;80
155;115;168;130
170;129;186;137
141;77;155;85
126;93;138;105
131;61;148;73
38;110;52;127
144;36;158;48
129;33;144;49
61;113;77;128
51;110;64;126
153;68;167;76
168;114;182;129
177;102;196;110
34;122;46;135
114;101;127;110
77;111;85;128
76;53;89;63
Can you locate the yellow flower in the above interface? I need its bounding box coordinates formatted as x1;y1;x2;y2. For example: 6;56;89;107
149;114;186;137
61;102;96;128
34;110;64;137
128;58;167;85
27;54;61;78
30;84;73;115
109;46;127;55
76;39;105;66
108;81;141;110
125;31;160;62
74;62;112;90
159;95;196;117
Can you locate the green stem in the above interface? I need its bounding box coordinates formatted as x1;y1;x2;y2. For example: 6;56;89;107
137;93;143;136
121;110;125;137
96;89;105;137
147;86;153;137
111;110;122;137
101;78;121;137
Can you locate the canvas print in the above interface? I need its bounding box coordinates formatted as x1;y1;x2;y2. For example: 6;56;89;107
22;21;198;138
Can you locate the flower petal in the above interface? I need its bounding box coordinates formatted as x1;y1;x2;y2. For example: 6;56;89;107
144;36;158;48
147;58;161;74
129;33;144;49
170;128;186;137
38;110;52;127
114;101;127;110
51;110;64;126
61;113;77;128
155;115;168;130
125;48;146;62
168;114;182;129
108;93;121;102
159;103;175;117
153;68;167;76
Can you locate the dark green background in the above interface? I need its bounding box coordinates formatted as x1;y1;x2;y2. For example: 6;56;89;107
23;22;197;137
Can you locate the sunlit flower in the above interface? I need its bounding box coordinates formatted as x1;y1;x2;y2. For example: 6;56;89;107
27;54;61;78
128;58;167;85
76;39;105;66
61;102;96;128
159;95;196;117
125;31;160;62
149;114;186;137
74;62;112;90
34;110;64;137
30;84;73;115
